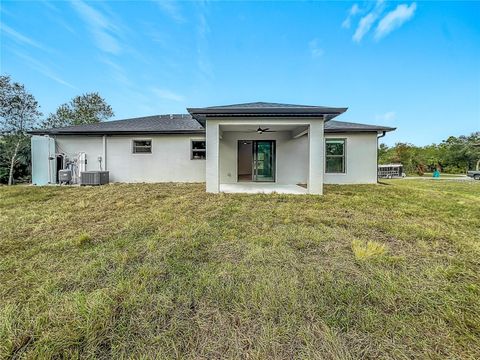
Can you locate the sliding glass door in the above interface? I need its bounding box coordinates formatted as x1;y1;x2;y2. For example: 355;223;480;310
253;140;275;182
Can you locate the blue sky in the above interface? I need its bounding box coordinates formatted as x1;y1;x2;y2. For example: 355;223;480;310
1;0;479;146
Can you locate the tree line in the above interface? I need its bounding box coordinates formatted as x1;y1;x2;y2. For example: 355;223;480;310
379;133;480;175
0;75;114;185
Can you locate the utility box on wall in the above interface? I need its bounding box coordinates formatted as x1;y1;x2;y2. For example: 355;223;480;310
31;135;56;185
58;169;72;184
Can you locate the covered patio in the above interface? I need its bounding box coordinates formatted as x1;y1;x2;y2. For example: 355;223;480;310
210;119;324;194
187;102;348;195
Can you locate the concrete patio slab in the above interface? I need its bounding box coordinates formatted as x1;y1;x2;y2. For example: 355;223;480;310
220;183;307;194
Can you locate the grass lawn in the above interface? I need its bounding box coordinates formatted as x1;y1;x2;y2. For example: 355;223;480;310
1;180;479;359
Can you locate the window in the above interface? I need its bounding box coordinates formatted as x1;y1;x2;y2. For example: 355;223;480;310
325;139;345;173
132;140;152;154
191;140;206;160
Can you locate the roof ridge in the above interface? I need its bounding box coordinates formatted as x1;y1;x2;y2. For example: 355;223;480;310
195;102;334;109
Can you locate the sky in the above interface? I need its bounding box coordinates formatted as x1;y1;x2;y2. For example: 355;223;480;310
0;0;479;146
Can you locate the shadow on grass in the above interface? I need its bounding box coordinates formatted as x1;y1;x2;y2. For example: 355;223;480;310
377;181;391;186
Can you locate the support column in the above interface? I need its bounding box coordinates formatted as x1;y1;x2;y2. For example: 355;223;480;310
206;120;220;193
308;120;324;195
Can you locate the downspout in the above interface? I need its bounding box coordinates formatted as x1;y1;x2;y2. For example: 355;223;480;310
102;135;107;171
47;135;55;184
376;131;386;183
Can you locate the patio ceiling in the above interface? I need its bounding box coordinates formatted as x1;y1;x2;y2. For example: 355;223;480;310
219;124;302;132
219;124;309;139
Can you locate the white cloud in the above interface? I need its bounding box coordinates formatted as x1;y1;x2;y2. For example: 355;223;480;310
309;39;324;58
342;4;360;29
195;1;213;81
152;88;185;102
41;1;77;34
375;3;417;40
353;13;377;42
353;1;384;42
13;51;77;89
40;0;59;12
99;57;132;86
376;111;396;122
155;0;185;23
0;23;48;50
70;0;122;54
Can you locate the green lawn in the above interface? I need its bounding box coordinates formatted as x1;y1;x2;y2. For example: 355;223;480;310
1;180;479;359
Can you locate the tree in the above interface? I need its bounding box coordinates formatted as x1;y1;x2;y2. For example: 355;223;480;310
379;132;480;175
42;92;114;129
0;135;31;183
378;143;390;162
439;133;480;173
0;75;41;185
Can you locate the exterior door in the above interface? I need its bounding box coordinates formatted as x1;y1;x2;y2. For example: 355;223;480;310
253;140;275;182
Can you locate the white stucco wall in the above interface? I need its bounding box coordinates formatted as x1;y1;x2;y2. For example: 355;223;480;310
55;135;206;183
219;131;308;185
324;132;378;184
52;129;378;187
55;135;103;171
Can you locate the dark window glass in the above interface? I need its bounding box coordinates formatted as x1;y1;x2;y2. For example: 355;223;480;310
326;157;344;173
326;139;345;173
191;140;206;160
326;142;344;156
133;140;152;153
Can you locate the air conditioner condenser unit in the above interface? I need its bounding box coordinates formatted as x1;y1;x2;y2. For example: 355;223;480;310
80;171;109;186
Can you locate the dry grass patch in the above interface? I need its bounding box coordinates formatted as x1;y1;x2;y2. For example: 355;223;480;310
351;240;387;260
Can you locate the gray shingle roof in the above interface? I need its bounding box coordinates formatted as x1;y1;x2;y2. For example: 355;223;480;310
325;120;395;133
30;114;204;135
187;102;348;123
30;113;395;136
193;102;337;109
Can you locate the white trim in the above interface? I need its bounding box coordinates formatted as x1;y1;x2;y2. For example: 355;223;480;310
190;138;206;160
325;138;347;174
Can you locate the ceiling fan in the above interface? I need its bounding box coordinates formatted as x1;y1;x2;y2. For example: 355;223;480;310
251;127;276;134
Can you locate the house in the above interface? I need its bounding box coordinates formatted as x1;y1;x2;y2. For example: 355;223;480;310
29;102;395;194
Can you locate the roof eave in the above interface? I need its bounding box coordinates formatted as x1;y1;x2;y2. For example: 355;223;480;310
28;129;206;136
187;107;348;115
187;109;348;124
325;127;396;133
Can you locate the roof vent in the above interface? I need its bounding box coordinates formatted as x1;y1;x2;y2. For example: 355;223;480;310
170;114;173;119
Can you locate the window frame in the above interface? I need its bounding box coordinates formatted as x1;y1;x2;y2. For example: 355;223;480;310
132;139;152;154
191;139;206;160
325;138;346;174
